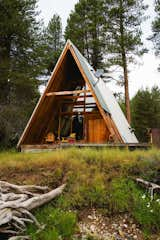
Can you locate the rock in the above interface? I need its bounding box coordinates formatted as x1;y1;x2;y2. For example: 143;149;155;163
118;229;125;237
123;224;128;228
90;224;96;232
77;210;143;240
133;235;138;239
132;224;136;229
112;223;118;228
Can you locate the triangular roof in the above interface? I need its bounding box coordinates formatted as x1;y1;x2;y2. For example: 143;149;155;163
17;40;138;147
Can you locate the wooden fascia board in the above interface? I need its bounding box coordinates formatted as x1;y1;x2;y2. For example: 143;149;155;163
69;45;123;143
17;42;70;148
106;115;123;142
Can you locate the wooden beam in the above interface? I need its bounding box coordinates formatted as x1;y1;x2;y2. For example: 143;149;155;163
62;101;96;106
73;105;96;109
56;94;93;100
62;101;85;105
60;111;98;116
46;89;90;97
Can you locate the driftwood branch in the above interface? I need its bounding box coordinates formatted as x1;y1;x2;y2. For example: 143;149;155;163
0;181;66;239
8;236;30;240
136;178;160;200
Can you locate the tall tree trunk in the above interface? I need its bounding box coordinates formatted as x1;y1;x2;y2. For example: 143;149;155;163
123;53;131;124
0;37;11;104
85;35;90;63
119;0;131;124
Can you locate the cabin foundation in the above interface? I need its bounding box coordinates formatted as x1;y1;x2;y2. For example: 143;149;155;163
20;143;150;153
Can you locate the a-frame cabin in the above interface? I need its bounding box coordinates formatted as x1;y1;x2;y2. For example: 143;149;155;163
17;40;138;151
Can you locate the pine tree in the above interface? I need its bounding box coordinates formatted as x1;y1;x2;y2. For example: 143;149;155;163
65;0;106;69
105;0;148;124
0;0;44;147
131;87;160;142
44;14;63;75
151;0;160;58
0;0;43;104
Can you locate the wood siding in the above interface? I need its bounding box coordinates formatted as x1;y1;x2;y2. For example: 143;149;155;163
86;114;110;143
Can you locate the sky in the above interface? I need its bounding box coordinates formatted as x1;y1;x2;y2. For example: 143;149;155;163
37;0;160;98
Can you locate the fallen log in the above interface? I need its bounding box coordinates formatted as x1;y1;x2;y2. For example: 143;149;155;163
135;178;160;200
8;236;30;240
0;181;66;239
0;181;49;195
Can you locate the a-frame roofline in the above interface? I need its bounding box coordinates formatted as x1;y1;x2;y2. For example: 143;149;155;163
17;40;138;147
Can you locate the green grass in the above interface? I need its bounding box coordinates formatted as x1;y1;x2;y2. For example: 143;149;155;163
0;148;160;239
108;178;160;234
26;207;77;240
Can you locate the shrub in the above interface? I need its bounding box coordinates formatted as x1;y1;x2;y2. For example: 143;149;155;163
132;194;160;234
107;178;135;213
27;207;77;240
107;178;160;234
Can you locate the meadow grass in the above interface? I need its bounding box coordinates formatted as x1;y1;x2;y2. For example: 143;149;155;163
0;147;159;170
0;148;160;239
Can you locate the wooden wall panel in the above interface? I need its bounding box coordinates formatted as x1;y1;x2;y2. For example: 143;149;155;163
87;116;110;143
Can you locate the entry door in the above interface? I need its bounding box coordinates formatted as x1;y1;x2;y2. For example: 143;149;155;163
87;118;108;143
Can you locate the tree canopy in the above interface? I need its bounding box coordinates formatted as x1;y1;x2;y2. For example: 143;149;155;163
65;0;106;69
131;87;160;142
105;0;148;124
44;14;63;75
0;0;44;147
151;0;160;56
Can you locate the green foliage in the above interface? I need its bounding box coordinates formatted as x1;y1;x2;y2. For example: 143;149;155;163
27;207;77;240
65;0;106;69
105;0;148;121
105;0;148;70
79;173;107;208
0;0;45;148
151;0;160;57
0;0;42;103
108;178;135;213
43;14;64;76
133;194;160;234
131;86;160;142
107;178;160;234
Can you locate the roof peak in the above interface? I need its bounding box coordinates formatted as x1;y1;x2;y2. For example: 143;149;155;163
66;39;73;46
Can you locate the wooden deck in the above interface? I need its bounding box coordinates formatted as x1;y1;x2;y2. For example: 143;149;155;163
20;143;151;152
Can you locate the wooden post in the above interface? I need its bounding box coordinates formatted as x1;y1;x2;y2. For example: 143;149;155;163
83;85;86;141
58;107;61;142
70;116;73;134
